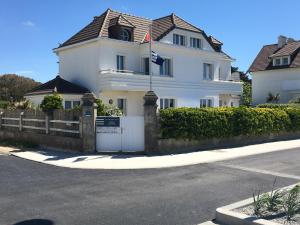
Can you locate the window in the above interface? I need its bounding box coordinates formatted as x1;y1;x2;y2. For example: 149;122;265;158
173;34;186;46
142;57;149;75
160;98;175;109
117;98;127;115
120;28;131;41
65;101;72;109
282;57;289;65
275;58;281;66
117;55;125;71
190;37;202;49
200;99;212;108
65;101;80;109
160;58;172;76
203;63;213;80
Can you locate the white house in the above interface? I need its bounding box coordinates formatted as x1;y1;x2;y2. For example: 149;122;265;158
249;36;300;105
31;8;242;115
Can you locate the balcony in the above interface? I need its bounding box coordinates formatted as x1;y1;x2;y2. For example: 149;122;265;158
99;69;242;94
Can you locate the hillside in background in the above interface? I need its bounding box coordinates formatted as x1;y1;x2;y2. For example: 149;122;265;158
0;74;41;102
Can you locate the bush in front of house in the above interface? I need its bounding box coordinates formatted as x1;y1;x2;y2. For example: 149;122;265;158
0;100;10;109
257;103;300;109
40;94;63;112
159;107;299;139
95;99;122;116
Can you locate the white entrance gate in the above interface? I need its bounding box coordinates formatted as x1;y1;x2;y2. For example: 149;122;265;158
96;116;144;152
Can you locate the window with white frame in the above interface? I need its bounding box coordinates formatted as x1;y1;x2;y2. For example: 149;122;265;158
160;58;172;76
203;63;213;80
142;57;149;75
274;58;281;66
282;57;289;65
64;101;80;109
190;37;202;49
160;98;175;109
117;98;127;115
116;55;125;71
173;34;186;46
200;99;213;107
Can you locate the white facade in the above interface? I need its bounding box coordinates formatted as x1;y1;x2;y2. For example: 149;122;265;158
55;28;242;116
252;68;300;105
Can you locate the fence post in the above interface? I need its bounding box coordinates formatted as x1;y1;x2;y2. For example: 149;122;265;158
45;114;50;134
0;112;3;129
79;117;83;138
19;112;24;131
81;93;97;152
143;91;159;155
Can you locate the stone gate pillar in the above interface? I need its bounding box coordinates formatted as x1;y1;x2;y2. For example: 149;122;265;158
81;93;97;152
143;91;159;154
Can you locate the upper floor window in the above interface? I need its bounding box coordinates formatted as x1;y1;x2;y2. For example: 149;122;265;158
160;58;172;76
117;55;125;71
203;63;213;80
120;28;132;41
190;37;202;49
200;99;212;108
282;57;289;65
275;58;281;66
160;98;175;109
173;34;186;46
142;57;149;75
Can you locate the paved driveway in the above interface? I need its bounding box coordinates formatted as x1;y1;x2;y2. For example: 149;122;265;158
0;148;299;225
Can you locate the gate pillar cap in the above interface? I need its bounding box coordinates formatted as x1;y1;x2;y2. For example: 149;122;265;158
82;92;96;107
144;91;158;106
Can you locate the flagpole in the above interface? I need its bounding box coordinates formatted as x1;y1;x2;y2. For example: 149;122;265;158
149;24;153;92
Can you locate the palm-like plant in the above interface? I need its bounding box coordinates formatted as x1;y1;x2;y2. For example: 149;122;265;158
266;92;280;103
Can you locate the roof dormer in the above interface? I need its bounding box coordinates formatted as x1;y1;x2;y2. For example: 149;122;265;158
108;15;135;42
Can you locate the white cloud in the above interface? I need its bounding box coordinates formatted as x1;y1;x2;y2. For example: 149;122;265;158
22;21;35;27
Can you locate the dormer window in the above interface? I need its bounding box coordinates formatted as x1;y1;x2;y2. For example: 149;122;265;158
273;56;290;66
120;28;131;41
282;57;289;65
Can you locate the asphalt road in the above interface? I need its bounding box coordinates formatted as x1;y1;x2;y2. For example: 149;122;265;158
0;148;299;225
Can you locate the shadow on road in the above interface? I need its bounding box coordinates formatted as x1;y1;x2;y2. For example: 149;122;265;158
13;219;54;225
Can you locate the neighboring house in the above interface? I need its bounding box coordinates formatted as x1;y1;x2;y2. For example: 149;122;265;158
249;35;300;105
46;8;240;116
25;75;90;109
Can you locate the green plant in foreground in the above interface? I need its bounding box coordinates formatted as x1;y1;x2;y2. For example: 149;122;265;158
282;185;300;221
263;178;284;212
253;190;266;216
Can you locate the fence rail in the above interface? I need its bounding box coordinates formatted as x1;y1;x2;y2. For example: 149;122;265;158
0;111;81;137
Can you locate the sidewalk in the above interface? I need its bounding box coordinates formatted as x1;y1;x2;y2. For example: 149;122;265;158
3;139;300;170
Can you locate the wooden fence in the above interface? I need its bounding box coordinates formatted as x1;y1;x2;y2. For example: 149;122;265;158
0;109;82;138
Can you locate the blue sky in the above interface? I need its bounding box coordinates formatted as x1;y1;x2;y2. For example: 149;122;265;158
1;0;300;82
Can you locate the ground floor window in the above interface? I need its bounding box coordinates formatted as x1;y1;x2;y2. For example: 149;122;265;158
64;100;81;109
117;98;127;115
160;98;175;109
200;99;212;107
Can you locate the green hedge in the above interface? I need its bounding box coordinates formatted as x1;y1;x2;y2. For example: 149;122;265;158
256;103;300;109
159;107;300;140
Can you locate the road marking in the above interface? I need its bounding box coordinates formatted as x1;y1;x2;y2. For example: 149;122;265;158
218;163;300;180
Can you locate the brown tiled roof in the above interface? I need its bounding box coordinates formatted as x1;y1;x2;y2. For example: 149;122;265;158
270;41;300;58
25;76;90;96
249;41;300;72
58;8;220;52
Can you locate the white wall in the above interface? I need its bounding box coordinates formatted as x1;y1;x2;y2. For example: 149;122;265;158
25;94;83;108
58;41;100;95
252;68;300;105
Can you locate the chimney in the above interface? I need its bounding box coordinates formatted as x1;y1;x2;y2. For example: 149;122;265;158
278;35;287;48
287;37;296;43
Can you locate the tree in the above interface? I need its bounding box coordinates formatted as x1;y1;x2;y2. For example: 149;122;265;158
40;94;63;112
0;74;41;102
241;82;252;106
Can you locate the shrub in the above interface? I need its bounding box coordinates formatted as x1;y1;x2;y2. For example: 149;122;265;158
257;103;300;109
0;100;9;109
40;94;63;112
159;107;293;139
282;185;300;221
95;99;122;116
